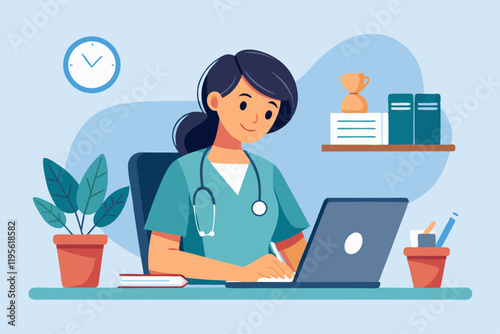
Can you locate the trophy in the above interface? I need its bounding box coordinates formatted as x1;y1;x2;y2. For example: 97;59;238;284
340;73;370;113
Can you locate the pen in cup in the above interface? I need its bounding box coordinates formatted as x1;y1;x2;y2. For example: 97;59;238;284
436;212;458;247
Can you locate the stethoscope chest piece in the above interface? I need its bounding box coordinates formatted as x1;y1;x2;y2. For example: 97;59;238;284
198;230;215;237
252;200;267;216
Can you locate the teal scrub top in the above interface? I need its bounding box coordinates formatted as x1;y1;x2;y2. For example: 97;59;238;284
144;148;309;267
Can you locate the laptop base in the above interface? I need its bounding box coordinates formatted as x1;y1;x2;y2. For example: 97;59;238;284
225;282;380;289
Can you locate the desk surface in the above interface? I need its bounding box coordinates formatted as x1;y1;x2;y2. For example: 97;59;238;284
29;287;472;300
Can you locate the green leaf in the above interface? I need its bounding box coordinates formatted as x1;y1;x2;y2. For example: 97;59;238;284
93;187;129;228
43;158;79;213
33;197;67;228
77;154;108;215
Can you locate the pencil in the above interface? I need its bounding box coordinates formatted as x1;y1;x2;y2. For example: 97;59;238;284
423;221;435;234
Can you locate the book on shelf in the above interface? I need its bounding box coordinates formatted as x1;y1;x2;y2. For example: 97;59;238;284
117;274;188;288
415;93;441;145
330;113;388;145
388;93;414;144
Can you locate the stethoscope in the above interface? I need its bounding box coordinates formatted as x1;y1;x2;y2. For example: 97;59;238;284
192;146;267;237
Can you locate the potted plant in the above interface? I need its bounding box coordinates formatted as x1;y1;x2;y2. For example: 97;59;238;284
33;154;129;288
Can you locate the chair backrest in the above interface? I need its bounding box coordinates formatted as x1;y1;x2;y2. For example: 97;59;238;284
128;152;182;274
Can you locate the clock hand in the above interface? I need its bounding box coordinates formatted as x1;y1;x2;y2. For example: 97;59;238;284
82;53;93;67
81;54;103;68
90;55;103;67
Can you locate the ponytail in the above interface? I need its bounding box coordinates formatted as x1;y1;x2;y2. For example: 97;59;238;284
173;54;239;155
174;111;218;155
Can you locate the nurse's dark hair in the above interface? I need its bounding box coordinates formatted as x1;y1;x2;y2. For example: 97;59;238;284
173;49;298;155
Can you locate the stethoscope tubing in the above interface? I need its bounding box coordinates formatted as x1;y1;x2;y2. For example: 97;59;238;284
193;146;266;236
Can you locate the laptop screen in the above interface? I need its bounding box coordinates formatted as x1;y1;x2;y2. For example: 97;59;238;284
294;198;408;284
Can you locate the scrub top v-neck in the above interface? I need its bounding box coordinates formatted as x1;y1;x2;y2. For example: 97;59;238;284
210;162;248;195
144;148;309;267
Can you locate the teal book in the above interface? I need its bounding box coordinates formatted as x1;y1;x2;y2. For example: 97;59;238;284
415;94;441;145
388;94;413;144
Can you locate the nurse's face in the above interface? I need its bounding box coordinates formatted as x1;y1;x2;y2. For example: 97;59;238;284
207;77;281;143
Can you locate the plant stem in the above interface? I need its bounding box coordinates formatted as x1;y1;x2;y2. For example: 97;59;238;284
59;221;73;235
64;225;74;235
74;212;83;234
87;224;97;235
80;214;86;234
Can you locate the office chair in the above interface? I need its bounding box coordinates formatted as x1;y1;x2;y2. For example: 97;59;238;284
128;152;182;274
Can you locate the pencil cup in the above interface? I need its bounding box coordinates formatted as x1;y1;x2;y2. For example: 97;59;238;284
404;247;449;288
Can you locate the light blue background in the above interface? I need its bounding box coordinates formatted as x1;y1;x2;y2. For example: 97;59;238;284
67;34;454;255
1;1;498;333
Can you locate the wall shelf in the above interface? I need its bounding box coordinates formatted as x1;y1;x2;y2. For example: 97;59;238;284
322;144;456;152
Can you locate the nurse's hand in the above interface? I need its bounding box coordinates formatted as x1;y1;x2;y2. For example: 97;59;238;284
238;254;294;281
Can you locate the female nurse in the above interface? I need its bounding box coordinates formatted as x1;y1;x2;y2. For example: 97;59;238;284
145;50;309;282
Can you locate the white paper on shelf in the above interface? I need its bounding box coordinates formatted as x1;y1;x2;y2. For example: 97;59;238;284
330;113;389;145
382;113;389;145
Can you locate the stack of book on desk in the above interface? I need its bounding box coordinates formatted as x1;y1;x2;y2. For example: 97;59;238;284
330;113;389;145
118;274;187;288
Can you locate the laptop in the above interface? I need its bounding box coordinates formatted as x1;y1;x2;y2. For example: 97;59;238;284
226;198;408;288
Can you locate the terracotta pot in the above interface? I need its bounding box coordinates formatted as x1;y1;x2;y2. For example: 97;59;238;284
404;247;449;288
53;234;107;288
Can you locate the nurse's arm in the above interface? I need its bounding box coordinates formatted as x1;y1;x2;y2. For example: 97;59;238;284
149;232;292;282
275;232;307;271
148;231;244;281
148;231;293;281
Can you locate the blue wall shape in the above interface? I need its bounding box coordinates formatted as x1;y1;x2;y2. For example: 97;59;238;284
66;35;452;255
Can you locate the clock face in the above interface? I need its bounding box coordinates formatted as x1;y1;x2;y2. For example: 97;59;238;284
63;37;120;93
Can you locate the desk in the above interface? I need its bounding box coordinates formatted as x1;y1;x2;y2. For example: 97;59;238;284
29;287;472;300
